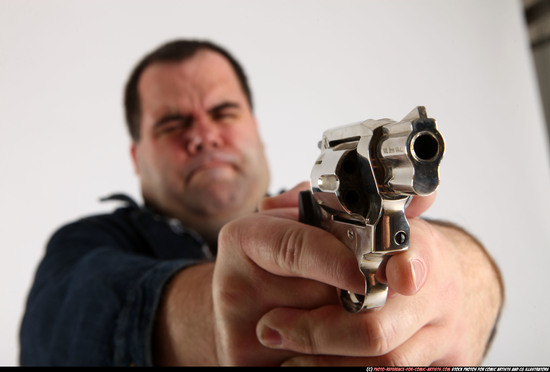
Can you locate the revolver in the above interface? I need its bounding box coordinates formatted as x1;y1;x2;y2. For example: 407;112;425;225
298;106;444;313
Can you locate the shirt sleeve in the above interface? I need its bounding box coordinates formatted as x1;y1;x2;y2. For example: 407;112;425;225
19;220;202;366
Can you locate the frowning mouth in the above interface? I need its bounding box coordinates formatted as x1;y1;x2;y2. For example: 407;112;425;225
184;151;240;183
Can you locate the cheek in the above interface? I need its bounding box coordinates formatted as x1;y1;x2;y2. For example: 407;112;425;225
139;141;187;180
227;126;264;158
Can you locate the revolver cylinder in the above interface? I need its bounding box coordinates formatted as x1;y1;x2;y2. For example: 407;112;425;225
299;106;444;312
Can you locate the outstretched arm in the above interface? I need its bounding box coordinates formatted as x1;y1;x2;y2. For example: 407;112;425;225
152;185;504;366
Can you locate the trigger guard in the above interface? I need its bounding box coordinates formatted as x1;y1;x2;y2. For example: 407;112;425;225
339;255;389;312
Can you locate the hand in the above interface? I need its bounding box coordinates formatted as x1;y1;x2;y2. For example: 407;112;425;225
212;183;366;365
255;193;503;366
152;182;364;366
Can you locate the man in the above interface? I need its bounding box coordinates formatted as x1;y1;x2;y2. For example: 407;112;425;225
20;39;503;366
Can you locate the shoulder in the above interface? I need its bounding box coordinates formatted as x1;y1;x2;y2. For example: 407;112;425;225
47;193;212;260
47;195;151;256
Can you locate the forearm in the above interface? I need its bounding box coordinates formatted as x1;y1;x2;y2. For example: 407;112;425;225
152;262;217;366
21;245;193;366
427;219;504;362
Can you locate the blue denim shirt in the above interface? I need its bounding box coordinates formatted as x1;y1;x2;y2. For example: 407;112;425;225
19;194;214;366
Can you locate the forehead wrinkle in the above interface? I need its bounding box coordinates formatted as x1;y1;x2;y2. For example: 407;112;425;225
138;51;249;126
139;65;202;119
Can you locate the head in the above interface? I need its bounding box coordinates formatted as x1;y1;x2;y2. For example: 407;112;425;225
125;40;270;246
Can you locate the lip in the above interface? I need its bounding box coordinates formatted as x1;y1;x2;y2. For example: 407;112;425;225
184;151;240;182
192;161;234;177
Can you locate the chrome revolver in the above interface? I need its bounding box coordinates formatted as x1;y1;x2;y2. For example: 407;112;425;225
298;106;444;313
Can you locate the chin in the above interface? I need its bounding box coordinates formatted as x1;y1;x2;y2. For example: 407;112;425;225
188;182;251;217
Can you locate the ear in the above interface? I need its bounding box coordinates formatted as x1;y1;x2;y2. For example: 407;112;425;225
130;142;140;175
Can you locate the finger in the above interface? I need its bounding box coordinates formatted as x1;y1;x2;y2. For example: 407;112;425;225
220;213;365;294
258;181;310;211
383;218;436;295
257;290;438;357
280;325;447;366
213;237;340;366
405;192;437;218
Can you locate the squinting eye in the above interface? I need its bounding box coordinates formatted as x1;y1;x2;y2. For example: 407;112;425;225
213;110;237;121
154;114;194;136
156;121;186;136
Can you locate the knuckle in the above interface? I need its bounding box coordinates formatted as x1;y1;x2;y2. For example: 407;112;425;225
295;311;321;355
276;227;305;274
279;308;323;355
299;326;318;355
217;219;241;253
379;349;415;367
214;275;248;310
359;315;395;355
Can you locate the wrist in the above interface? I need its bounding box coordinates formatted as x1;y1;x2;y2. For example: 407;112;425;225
428;219;504;362
152;262;217;366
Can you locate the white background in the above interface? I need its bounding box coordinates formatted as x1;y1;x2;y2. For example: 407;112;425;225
1;0;549;366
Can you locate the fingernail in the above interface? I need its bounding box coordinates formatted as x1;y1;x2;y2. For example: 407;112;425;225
410;258;427;291
259;326;282;348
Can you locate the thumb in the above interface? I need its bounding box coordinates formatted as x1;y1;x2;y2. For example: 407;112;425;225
405;192;437;218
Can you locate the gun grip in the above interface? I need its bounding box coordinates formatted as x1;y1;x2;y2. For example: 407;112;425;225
298;190;323;229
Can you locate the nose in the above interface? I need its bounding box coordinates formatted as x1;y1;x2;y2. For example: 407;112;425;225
184;118;223;155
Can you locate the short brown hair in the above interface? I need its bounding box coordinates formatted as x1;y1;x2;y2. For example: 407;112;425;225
124;39;253;142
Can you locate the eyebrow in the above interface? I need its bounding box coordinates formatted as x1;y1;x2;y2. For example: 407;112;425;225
153;101;241;130
154;113;192;131
208;101;240;115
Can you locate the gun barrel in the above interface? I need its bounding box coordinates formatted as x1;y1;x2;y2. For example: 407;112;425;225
373;117;445;196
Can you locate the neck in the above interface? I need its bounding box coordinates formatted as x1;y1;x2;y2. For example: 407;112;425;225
145;198;258;252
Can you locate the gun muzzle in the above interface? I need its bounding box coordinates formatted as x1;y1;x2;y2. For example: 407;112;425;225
369;108;445;196
301;106;445;312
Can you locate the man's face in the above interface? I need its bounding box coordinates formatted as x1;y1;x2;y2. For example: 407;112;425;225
131;50;270;235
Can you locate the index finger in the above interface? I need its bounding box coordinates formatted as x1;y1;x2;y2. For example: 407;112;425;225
219;212;365;294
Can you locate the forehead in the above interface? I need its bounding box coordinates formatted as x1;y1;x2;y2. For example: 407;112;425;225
138;50;244;105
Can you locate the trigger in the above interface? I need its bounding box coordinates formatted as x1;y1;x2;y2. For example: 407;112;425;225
298;190;323;228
